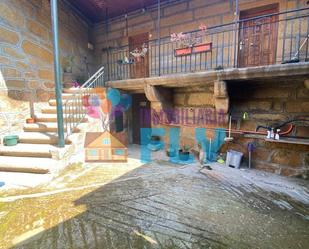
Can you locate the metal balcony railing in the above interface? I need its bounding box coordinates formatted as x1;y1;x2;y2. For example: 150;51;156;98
104;7;309;81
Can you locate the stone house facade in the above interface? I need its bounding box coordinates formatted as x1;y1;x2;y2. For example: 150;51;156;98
0;0;308;177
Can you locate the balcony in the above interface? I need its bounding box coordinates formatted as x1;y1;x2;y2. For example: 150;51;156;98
104;7;309;82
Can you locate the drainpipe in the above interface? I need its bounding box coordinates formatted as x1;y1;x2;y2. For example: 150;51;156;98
51;0;65;148
157;0;161;76
233;0;239;68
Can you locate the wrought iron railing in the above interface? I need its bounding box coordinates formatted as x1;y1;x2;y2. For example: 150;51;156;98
105;7;309;81
63;66;105;136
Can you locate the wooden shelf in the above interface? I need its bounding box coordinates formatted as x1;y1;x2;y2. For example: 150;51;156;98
244;134;309;145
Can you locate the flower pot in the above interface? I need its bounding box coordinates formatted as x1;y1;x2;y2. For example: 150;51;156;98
150;135;161;145
166;148;176;157
26;118;35;124
179;149;190;161
175;47;192;57
3;135;19;146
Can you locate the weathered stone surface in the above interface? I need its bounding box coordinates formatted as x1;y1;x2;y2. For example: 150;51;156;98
280;168;307;178
36;89;52;101
271;150;301;168
252;148;270;162
43;81;55;89
215;98;229;113
253;161;279;174
0;2;24;27
6;79;25;89
27;19;49;40
25;71;37;78
38;69;54;80
2;67;21;77
251;113;288;121
0;27;19;45
3;47;25;59
0;56;10;65
214;80;228;98
187;92;214;106
28;81;40;89
286;101;309;113
22;40;53;63
174;93;186;106
16;61;29;70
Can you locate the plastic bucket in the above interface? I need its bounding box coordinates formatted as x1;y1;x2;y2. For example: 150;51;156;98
226;150;243;168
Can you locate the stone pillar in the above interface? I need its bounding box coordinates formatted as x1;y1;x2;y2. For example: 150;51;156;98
214;80;229;124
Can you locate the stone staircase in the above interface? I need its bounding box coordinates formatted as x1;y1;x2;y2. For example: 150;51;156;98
0;89;90;174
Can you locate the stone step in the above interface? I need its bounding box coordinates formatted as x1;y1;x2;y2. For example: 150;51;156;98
34;114;88;123
0;143;57;158
63;88;105;94
0;156;61;174
18;132;71;145
49;99;84;106
41;106;85;114
23;122;80;133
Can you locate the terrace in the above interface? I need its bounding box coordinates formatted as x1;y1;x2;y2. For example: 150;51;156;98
103;6;309;86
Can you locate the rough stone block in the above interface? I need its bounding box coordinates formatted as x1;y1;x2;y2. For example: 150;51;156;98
38;69;54;81
286;102;309;113
6;79;25;89
0;2;24;27
174;93;186;106
187;92;214;106
2;68;21;78
22;40;53;63
271;149;301;168
214;80;228;98
3;47;25;59
0;26;19;45
214;98;229;113
27;19;49;40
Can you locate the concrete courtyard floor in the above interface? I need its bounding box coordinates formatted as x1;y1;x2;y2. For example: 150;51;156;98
0;146;309;249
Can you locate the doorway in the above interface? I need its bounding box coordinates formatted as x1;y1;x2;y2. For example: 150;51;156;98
132;94;151;144
129;33;149;79
238;4;279;67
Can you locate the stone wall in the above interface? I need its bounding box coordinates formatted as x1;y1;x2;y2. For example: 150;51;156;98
0;0;94;102
223;79;309;178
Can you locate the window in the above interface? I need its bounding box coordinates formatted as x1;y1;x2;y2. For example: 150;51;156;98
89;149;98;156
113;149;124;156
102;138;110;145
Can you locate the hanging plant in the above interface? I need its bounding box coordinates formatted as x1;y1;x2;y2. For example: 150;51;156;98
130;43;148;62
172;24;212;56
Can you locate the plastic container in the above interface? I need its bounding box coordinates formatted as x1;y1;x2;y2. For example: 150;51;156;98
226;150;243;168
3;135;19;146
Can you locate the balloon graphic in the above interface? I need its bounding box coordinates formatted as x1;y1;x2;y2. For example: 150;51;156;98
101;99;112;114
87;106;101;118
82;95;90;107
89;95;101;107
119;94;132;111
112;104;125;117
107;88;120;106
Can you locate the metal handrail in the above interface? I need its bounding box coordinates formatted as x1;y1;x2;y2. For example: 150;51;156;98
63;66;105;137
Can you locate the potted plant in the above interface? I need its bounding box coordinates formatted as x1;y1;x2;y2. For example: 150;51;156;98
63;55;75;73
179;145;191;161
150;135;161;145
130;43;148;63
166;145;177;157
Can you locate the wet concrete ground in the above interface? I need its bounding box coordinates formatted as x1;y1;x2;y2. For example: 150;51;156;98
0;148;309;249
